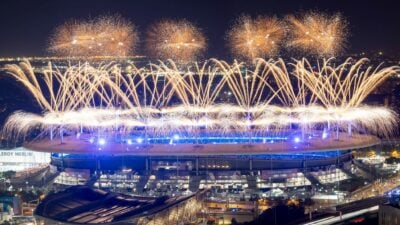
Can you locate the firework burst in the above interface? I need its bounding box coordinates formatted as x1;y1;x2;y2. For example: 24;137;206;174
2;58;399;139
145;19;206;61
48;15;138;57
286;12;347;56
227;15;286;60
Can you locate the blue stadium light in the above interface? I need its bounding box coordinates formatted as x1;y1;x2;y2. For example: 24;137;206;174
127;139;132;145
322;131;328;139
136;138;143;144
98;138;106;145
173;134;180;140
294;137;301;143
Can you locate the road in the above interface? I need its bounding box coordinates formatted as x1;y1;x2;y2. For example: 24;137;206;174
303;205;379;225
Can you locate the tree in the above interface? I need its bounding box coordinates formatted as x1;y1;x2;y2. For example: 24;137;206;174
1;171;15;179
231;218;239;225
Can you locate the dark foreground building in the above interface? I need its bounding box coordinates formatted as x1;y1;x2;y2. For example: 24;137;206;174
35;186;205;225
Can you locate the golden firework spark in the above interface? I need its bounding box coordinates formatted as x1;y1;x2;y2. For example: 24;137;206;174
227;15;286;60
286;12;347;56
145;19;206;61
48;15;138;57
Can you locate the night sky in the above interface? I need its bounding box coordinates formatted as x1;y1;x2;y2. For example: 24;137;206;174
0;0;399;58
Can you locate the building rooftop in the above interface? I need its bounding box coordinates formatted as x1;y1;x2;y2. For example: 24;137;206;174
35;186;196;224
